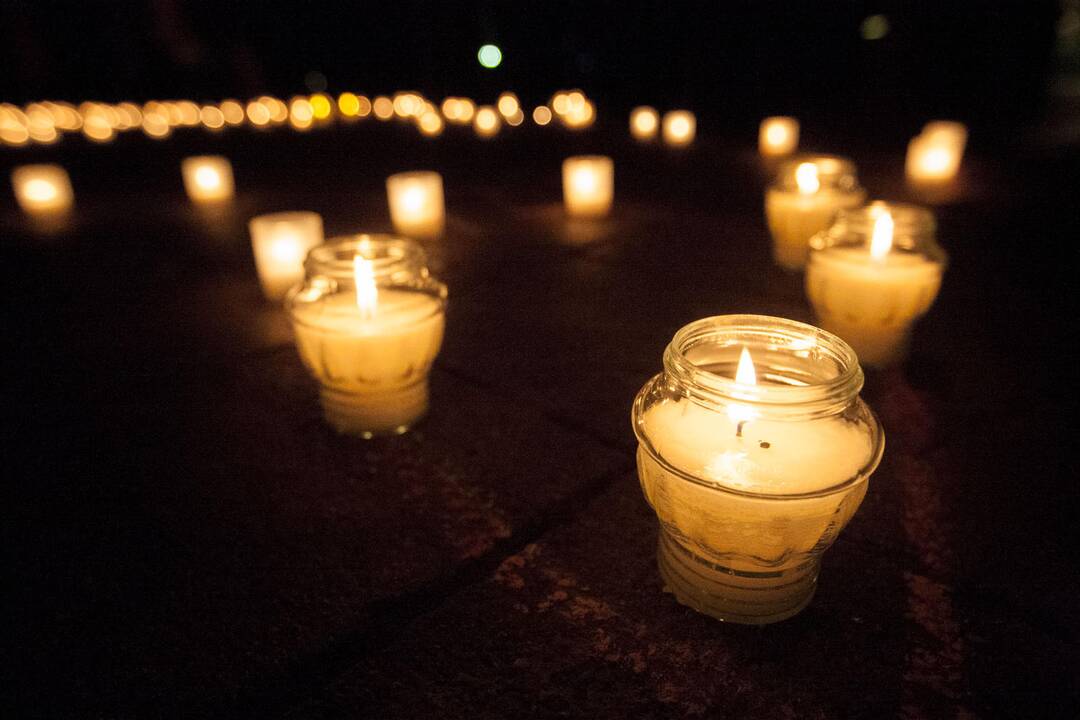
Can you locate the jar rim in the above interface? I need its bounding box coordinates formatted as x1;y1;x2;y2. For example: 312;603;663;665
305;233;429;280
662;314;864;419
811;201;947;264
772;154;860;192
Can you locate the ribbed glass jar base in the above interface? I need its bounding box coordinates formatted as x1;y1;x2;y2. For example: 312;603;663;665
657;529;819;625
319;378;428;438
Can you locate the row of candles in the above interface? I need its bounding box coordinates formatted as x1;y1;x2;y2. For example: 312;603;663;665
5;112;963;626
0;89;602;146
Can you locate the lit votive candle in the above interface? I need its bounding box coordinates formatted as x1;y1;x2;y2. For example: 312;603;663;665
758;116;799;157
905;122;967;186
386;171;445;240
248;211;325;301
286;235;448;437
662;110;696;147
562;155;614;218
11;164;74;216
629;106;659;141
806;202;946;367
181;155;234;203
765;155;866;271
633;315;883;624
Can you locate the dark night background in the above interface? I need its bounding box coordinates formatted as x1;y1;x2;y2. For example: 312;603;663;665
3;2;1080;719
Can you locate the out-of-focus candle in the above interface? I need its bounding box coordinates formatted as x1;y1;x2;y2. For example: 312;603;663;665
633;315;883;624
248;211;325;301
386;171;445;239
562;155;614;218
806;203;946;367
181;155;234;203
629;106;659;141
758;116;799;157
662;110;696;146
473;105;501;137
765;155;866;271
287;235;448;437
11;164;74;215
906;122;967;185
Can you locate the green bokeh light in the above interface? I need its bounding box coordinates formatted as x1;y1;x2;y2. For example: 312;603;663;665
478;44;502;69
860;15;890;41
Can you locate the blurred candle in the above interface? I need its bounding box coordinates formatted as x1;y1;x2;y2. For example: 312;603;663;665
759;116;799;157
906;122;967;185
11;164;74;215
473;105;501;137
662;110;696;146
806;203;946;367
181;156;234;203
386;171;445;239
629;105;659;141
562;155;614;218
765;155;866;271
248;211;325;301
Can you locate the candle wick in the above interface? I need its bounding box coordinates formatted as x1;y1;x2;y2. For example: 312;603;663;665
736;420;746;438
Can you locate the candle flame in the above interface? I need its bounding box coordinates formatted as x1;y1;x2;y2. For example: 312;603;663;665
734;346;757;386
354;254;377;318
765;123;787;145
727;346;758;429
572;167;597;194
402;185;425;212
870;209;894;259
795;162;820;194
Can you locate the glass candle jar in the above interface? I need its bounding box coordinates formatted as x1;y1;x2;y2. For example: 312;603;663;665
806;202;946;368
562;155;614;218
286;235;448;438
181;155;234;203
629;106;659;141
386;171;446;240
758;116;799;157
662;110;696;147
11;164;74;215
248;211;325;301
905;122;967;186
765;155;866;271
632;315;884;624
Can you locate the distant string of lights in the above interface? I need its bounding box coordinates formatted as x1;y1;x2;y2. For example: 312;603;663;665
0;88;598;147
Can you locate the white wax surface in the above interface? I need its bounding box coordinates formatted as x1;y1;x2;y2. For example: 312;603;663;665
643;398;870;495
291;290;444;394
765;187;865;270
637;397;873;569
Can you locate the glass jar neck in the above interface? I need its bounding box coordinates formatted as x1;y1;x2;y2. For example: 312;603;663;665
812;202;946;262
662;315;864;421
305;234;431;286
773;154;860;193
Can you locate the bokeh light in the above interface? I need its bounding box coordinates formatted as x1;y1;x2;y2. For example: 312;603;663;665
532;106;552;126
478;44;502;68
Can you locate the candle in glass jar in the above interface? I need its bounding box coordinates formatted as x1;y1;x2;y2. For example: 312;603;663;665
633;315;883;624
562;155;614;218
248;211;325;301
765;155;866;271
386;171;445;240
629;106;659;141
906;122;966;185
11;164;74;215
662;110;695;146
181;155;234;203
806;203;946;367
758;116;799;157
287;236;447;437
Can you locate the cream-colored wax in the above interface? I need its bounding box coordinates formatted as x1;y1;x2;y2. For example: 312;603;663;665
386;172;445;240
290;290;444;434
806;247;942;366
765;187;865;270
638;397;871;571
